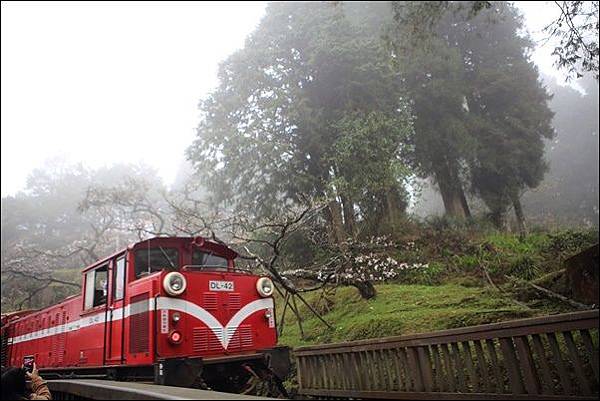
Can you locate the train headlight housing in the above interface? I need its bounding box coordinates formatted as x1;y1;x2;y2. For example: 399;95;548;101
163;272;187;296
172;312;181;323
256;277;274;297
168;330;183;344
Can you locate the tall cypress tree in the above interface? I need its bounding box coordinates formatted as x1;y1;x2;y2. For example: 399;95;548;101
461;3;555;232
390;2;554;227
187;2;413;241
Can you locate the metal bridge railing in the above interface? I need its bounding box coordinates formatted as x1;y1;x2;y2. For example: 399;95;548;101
294;310;599;400
47;379;275;400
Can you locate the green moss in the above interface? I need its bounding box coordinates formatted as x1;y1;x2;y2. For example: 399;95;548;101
445;276;482;287
277;284;540;347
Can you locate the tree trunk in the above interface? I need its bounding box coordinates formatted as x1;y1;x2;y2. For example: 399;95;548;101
340;193;356;237
490;207;507;230
353;280;376;300
459;186;472;218
315;170;347;246
384;190;397;225
511;193;527;237
325;199;347;246
384;186;407;224
339;277;376;299
435;167;469;218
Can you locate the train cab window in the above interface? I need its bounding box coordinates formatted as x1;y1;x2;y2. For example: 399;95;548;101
135;248;179;278
112;257;125;300
191;250;229;271
84;265;108;309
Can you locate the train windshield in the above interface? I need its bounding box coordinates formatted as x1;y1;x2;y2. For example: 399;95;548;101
189;249;229;271
135;247;179;278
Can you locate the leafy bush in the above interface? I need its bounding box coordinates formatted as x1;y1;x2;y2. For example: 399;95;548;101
396;261;444;285
423;215;494;232
485;232;549;254
507;255;541;281
545;230;599;255
451;254;480;272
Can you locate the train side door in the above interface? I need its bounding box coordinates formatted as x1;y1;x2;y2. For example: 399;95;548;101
106;255;126;364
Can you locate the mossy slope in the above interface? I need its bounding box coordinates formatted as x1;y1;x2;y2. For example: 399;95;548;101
276;284;555;347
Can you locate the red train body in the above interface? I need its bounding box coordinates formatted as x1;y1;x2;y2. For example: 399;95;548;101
1;237;288;390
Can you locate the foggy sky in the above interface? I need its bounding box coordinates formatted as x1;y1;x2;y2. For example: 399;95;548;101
0;1;575;197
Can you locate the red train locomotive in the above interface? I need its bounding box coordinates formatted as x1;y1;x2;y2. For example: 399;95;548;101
0;237;289;393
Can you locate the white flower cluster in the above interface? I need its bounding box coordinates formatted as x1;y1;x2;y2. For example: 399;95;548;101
397;262;428;270
341;235;396;248
404;241;417;250
367;235;395;247
316;270;331;281
350;253;428;282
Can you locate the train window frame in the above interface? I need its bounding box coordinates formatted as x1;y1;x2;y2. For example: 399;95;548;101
112;257;125;301
84;271;95;310
83;264;109;310
134;247;179;279
190;249;229;271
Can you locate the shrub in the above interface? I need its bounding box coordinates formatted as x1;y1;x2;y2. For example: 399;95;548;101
397;261;445;285
451;254;480;272
546;230;599;255
507;255;540;281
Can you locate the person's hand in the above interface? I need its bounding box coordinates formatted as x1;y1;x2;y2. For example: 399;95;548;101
25;362;39;380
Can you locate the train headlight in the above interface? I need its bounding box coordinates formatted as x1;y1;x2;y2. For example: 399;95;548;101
256;277;274;297
168;330;183;344
163;272;187;296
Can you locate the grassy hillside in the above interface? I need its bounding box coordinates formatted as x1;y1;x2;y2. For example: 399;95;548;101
276;227;598;348
276;283;573;348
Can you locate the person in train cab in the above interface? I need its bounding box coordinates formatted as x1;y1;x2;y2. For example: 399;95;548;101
101;278;108;297
1;363;52;400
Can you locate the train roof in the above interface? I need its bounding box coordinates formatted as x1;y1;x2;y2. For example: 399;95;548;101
81;236;238;273
1;293;82;325
1;309;37;326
